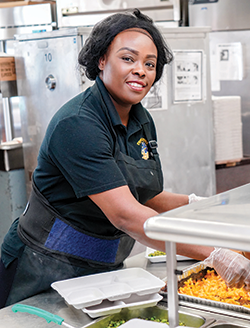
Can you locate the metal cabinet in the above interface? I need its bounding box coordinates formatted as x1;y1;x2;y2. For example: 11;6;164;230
14;28;93;196
148;27;215;196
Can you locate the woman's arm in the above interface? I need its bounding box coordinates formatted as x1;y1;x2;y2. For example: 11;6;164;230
89;185;250;289
144;190;189;212
89;186;213;260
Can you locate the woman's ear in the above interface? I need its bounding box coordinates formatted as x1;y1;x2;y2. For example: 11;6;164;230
98;55;106;71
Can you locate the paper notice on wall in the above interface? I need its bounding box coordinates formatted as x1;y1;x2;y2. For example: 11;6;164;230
173;50;203;102
142;65;168;111
217;42;243;81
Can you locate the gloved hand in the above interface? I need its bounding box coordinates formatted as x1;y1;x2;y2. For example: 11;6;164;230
204;248;250;290
188;193;207;204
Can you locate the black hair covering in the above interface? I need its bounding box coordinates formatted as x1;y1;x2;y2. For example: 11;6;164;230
78;9;173;84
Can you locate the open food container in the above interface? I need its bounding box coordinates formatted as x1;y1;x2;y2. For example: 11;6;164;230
144;183;250;328
162;261;250;315
83;305;208;328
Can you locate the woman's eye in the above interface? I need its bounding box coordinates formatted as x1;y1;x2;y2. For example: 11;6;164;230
122;56;133;62
146;62;156;68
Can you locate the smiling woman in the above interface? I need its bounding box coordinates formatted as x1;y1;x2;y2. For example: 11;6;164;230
1;8;250;309
98;29;158;125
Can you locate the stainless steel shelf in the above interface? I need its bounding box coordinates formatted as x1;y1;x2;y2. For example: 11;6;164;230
144;183;250;252
144;183;250;327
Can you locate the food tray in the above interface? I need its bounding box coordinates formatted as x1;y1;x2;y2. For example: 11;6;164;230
82;293;163;318
161;262;250;315
51;267;165;309
145;247;193;263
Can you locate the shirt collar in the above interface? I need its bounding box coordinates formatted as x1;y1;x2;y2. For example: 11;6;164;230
95;76;150;127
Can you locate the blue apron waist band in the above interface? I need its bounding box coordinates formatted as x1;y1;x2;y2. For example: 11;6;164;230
44;218;120;264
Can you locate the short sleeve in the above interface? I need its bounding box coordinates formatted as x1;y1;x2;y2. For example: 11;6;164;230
47;114;127;198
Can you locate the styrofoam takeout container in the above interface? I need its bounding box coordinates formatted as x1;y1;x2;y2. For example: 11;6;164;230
51;267;165;309
82;293;163;318
145;247;193;263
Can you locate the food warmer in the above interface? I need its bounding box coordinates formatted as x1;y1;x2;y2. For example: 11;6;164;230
144;182;250;328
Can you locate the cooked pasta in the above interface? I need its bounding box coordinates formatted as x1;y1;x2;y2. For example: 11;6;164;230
178;270;250;308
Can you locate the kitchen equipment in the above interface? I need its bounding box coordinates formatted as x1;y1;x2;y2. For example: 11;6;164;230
0;2;56;241
188;0;250;32
12;304;77;328
0;2;56;142
0;139;24;171
0;139;26;246
144;182;250;328
56;0;180;28
161;261;250;315
146;26;216;197
13;27;93;197
189;0;250;157
82;305;208;328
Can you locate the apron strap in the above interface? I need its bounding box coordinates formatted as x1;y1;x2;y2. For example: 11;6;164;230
143;122;159;157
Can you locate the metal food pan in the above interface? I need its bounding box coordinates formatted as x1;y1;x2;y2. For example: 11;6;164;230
83;304;207;328
205;321;250;328
161;262;250;316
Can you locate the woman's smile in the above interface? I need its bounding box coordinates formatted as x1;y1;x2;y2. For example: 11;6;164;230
126;80;147;91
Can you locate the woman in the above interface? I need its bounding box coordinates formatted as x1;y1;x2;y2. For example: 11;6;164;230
1;9;250;308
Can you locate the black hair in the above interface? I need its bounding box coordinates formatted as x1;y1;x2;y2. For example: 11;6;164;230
78;9;173;85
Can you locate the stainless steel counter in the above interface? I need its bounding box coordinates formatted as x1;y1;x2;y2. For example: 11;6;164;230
0;252;196;328
2;252;250;328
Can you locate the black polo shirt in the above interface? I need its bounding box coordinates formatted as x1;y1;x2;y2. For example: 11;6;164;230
33;77;161;235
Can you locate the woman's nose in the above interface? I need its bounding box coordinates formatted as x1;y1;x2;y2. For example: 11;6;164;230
132;62;146;78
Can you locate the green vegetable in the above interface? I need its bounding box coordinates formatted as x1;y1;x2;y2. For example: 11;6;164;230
148;250;166;257
105;316;185;327
106;319;126;327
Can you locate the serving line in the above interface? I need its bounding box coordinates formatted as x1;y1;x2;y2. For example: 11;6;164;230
2;251;250;327
0;252;190;328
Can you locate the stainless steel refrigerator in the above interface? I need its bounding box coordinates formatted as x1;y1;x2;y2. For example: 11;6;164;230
189;0;250;157
145;26;215;196
14;27;93;196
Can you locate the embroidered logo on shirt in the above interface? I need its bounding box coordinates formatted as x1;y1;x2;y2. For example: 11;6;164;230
137;138;149;160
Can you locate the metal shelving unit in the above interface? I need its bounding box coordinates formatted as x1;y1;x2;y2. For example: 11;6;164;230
144;183;250;328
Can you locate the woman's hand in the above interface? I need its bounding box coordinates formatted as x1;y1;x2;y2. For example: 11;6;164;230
204;248;250;290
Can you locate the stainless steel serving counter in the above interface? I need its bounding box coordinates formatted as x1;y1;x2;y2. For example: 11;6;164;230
2;252;250;328
0;252;196;328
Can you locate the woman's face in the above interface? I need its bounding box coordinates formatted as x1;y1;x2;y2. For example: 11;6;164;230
99;28;157;112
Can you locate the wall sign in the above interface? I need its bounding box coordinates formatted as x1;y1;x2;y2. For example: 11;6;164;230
217;42;243;81
142;65;168;111
172;50;203;103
